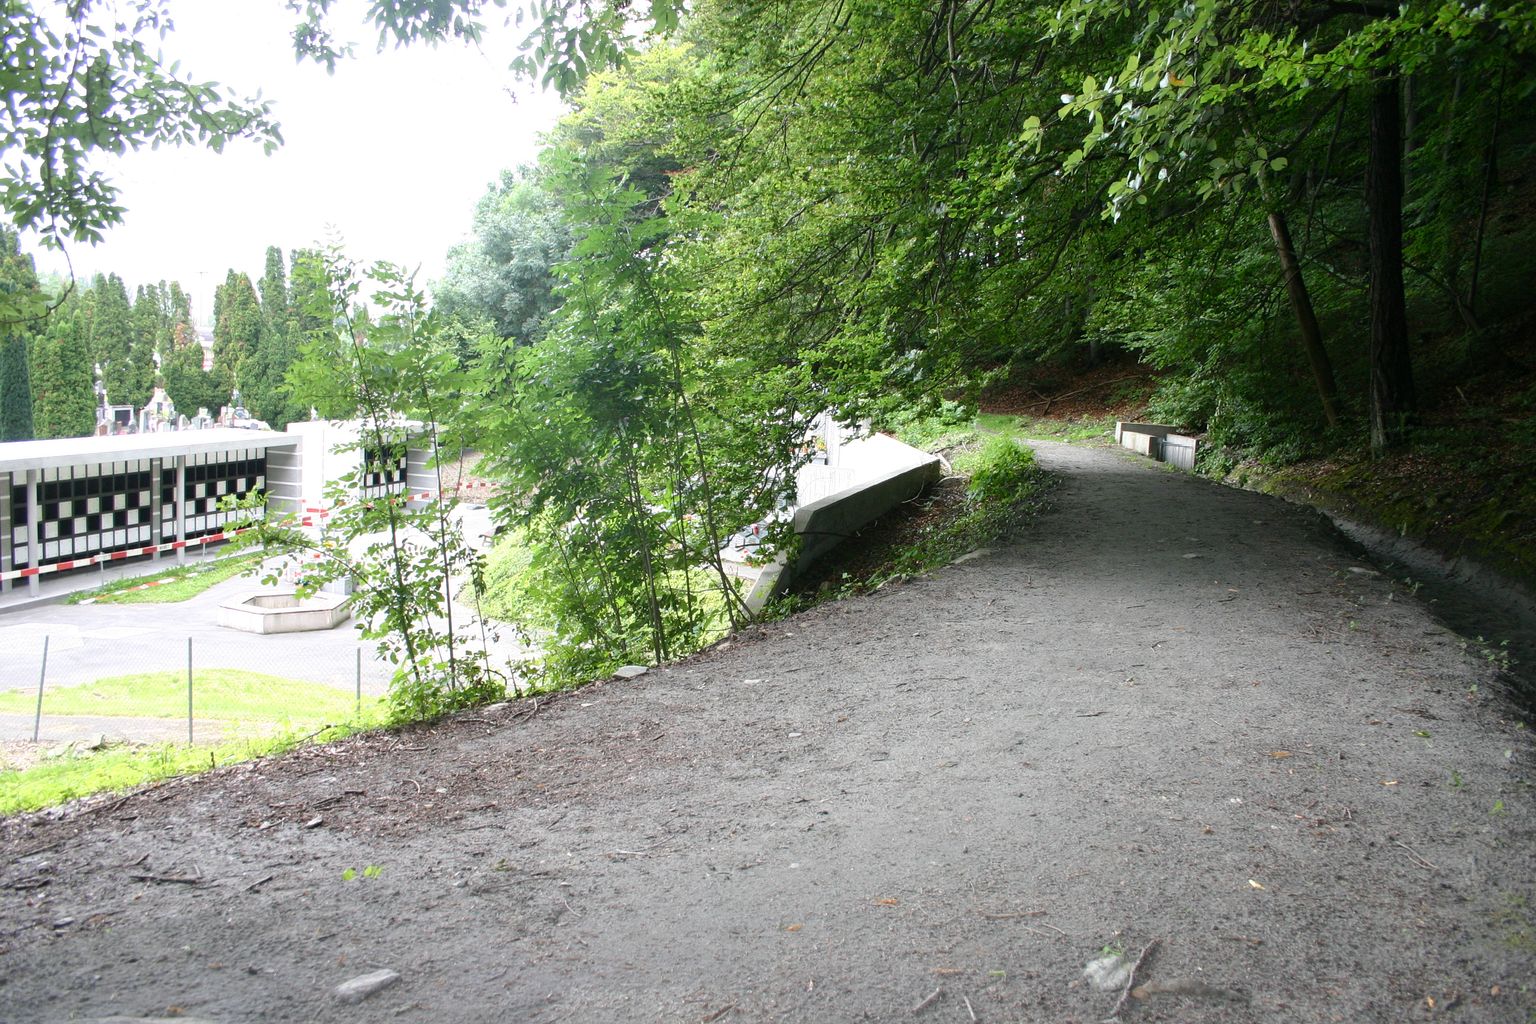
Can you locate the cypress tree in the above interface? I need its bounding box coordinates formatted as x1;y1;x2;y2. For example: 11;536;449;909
28;300;95;439
212;269;261;394
0;229;39;440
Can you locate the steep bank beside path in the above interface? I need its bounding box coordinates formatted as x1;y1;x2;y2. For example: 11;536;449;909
3;442;1533;1023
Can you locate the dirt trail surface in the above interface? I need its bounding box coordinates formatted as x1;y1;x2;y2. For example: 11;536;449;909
3;442;1534;1023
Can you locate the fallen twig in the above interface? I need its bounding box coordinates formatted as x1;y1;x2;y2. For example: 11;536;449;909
976;909;1046;920
243;874;274;893
83;794;134;818
1104;938;1160;1022
129;872;204;885
1392;839;1438;871
700;1003;735;1023
9;838;65;863
912;987;943;1014
1023;922;1069;938
963;994;977;1022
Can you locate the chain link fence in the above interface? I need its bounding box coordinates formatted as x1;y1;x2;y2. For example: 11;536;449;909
1;629;395;750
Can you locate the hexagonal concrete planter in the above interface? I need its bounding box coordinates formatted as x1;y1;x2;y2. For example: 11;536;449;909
218;591;352;634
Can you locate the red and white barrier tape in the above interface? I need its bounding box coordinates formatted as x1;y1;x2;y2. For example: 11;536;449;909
296;491;438;526
0;527;251;582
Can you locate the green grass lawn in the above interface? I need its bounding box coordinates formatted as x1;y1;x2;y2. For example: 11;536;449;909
67;552;263;605
0;668;373;723
0;719;378;816
0;668;387;815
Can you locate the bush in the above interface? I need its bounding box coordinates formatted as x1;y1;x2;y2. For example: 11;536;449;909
967;435;1039;507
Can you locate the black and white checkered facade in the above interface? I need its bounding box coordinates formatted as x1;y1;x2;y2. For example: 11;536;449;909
169;451;267;539
2;425;437;594
360;447;408;499
8;449;266;568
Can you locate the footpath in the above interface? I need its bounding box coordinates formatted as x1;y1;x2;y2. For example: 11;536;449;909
1;441;1532;1023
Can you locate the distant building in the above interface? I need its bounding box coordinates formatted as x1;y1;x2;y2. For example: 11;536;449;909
1;421;437;596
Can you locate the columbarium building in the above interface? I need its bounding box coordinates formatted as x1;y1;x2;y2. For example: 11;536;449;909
0;422;436;596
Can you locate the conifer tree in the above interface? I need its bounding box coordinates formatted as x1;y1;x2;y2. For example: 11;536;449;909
247;246;301;426
87;274;135;407
129;284;163;404
212;270;262;399
0;228;40;440
28;297;95;439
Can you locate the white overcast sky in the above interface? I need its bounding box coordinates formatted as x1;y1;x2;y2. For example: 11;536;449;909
26;0;565;326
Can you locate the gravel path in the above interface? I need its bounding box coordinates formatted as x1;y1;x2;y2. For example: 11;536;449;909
2;441;1533;1023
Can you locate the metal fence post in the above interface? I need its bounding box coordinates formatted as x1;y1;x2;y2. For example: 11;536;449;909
355;647;362;715
187;637;194;744
31;636;48;743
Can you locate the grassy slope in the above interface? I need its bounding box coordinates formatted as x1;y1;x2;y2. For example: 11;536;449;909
0;671;386;815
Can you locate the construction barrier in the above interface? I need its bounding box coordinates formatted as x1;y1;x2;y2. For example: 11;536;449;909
0;528;252;583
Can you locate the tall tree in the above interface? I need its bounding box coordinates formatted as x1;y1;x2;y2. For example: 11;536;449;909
436;170;571;345
161;317;222;419
85;274;134;407
0;228;38;439
28;295;95;439
242;246;300;425
128;284;163;405
212;270;262;398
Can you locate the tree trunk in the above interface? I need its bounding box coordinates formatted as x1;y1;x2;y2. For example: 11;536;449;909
1366;71;1415;455
1467;64;1505;321
1267;210;1340;427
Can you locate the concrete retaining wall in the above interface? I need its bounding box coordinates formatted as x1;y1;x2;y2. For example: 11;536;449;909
1116;421;1199;471
745;449;942;613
